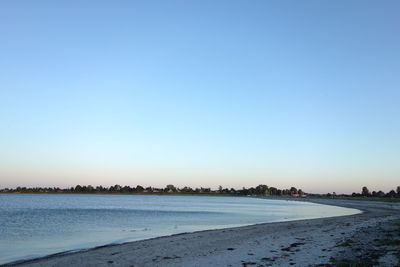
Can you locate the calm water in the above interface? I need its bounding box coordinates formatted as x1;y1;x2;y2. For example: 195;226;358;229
0;194;359;264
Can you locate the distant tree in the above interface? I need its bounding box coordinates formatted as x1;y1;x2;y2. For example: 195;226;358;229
290;187;298;195
377;190;385;197
396;186;400;195
255;184;268;195
283;189;290;195
181;186;193;193
201;187;211;193
114;184;122;191
165;184;177;192
387;190;396;198
269;187;278;195
135;185;144;192
122;186;132;193
247;187;256;195
75;185;82;192
96;185;105;192
145;187;153;192
361;186;370;196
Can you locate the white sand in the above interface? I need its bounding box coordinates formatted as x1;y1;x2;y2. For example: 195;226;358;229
8;198;400;267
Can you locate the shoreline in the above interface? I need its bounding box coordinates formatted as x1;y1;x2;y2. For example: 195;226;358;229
4;198;400;266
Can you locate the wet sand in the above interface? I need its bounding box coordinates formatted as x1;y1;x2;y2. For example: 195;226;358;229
6;198;400;267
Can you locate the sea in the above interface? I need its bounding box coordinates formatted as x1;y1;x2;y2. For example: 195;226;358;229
0;194;360;264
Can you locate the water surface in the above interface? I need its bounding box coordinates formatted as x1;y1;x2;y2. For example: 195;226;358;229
0;194;359;264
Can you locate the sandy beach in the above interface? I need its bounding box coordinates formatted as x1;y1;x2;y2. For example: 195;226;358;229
6;198;400;267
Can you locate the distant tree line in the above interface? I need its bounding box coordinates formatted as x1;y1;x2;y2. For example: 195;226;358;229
352;186;400;198
0;184;305;196
311;186;400;199
3;185;399;199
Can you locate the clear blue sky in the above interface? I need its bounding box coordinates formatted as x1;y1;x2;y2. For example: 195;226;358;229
0;0;399;193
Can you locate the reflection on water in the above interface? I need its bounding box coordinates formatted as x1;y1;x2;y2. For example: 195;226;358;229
0;194;359;264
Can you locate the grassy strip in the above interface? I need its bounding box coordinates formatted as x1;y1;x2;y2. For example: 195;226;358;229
310;196;400;202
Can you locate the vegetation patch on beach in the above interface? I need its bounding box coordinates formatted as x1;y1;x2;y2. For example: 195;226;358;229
337;239;354;247
330;218;400;266
330;257;376;267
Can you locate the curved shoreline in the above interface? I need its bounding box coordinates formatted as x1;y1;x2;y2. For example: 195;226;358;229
4;198;400;266
1;197;358;265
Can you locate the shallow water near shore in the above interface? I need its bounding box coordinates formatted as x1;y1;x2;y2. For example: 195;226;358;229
0;194;359;264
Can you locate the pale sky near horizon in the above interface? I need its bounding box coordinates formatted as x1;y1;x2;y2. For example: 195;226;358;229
0;0;399;194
